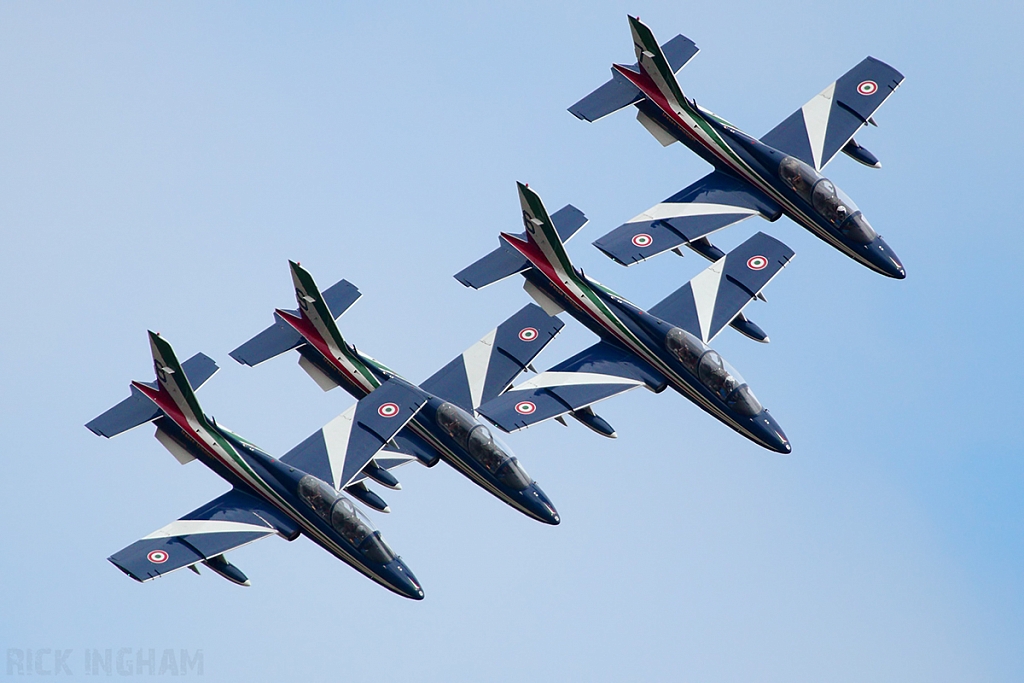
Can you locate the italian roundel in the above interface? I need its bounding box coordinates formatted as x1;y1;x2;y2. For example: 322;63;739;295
857;80;878;96
147;550;169;564
519;327;538;342
632;233;653;248
746;255;768;271
515;401;536;415
378;403;400;418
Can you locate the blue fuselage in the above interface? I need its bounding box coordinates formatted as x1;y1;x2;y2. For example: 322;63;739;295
521;269;791;453
636;99;905;278
153;416;424;598
297;348;560;524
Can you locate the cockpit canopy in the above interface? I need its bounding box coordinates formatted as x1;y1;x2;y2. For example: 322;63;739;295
664;327;764;417
297;475;396;564
435;402;532;491
778;156;878;245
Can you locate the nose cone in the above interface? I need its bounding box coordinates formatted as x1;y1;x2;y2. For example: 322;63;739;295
754;410;791;454
523;484;561;525
866;236;906;279
386;558;424;600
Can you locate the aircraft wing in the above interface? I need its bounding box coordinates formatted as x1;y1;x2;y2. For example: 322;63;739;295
108;489;299;583
476;341;667;432
420;303;564;412
592;171;781;266
281;377;429;490
649;232;795;343
476;371;644;432
760;57;904;171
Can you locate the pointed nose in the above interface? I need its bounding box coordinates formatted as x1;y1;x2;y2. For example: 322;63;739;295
868;236;906;279
525;484;561;525
388;559;424;600
756;411;791;454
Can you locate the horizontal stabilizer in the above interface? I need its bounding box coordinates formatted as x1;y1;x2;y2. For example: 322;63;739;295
568;34;699;122
420;303;564;412
229;312;304;367
477;371;643;433
321;278;361;319
649;232;794;343
593;170;780;266
109;489;296;583
282;378;429;490
455;204;588;290
86;352;218;438
86;385;161;438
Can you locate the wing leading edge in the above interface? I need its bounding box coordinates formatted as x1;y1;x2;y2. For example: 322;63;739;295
592;170;782;267
108;489;299;584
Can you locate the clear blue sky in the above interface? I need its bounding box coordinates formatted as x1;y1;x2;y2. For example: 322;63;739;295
1;2;1021;681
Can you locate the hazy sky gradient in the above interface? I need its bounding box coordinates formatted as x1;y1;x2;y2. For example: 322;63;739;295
1;2;1021;681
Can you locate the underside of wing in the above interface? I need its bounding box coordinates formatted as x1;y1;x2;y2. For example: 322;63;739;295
649;232;795;343
420;304;564;412
476;371;643;433
476;340;667;433
760;56;904;171
108;489;298;583
592;171;781;266
281;378;429;492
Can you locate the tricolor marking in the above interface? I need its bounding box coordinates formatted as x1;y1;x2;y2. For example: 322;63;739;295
747;255;768;271
378;403;399;418
857;80;878;96
147;550;169;564
518;327;538;342
632;233;653;248
515;401;537;415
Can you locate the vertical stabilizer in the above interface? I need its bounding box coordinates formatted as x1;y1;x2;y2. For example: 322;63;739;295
288;260;349;357
503;182;578;284
137;332;210;431
625;16;687;110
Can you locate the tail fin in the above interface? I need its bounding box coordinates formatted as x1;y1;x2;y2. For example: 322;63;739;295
569;31;698;123
455;204;588;290
501;183;577;283
87;348;218;438
230;264;360;367
286;260;349;354
624;16;688;110
140;332;212;428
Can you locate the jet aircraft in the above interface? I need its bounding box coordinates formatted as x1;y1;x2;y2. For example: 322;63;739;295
456;183;794;453
230;262;564;524
87;332;426;598
570;16;905;279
